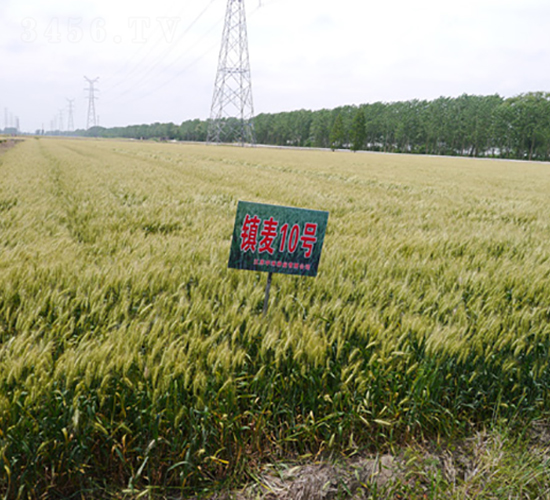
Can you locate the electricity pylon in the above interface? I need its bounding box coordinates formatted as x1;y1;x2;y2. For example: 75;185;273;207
67;99;75;132
84;76;99;129
207;0;255;145
58;109;64;132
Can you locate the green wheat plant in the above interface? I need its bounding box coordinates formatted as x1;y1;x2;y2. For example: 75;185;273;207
0;137;549;497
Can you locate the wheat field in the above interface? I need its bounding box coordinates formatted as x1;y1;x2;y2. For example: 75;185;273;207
1;137;550;497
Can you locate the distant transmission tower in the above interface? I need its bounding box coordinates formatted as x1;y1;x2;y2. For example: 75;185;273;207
67;99;75;132
58;109;64;132
207;0;255;145
84;76;99;129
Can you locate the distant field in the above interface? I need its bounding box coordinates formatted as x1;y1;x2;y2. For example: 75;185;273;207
1;137;550;497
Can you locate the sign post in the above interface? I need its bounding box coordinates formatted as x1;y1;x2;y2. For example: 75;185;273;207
228;201;329;314
262;272;273;317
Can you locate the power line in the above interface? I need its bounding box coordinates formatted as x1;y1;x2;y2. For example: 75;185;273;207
208;0;255;145
101;0;193;90
115;39;220;107
102;0;219;104
128;0;218;87
105;18;223;108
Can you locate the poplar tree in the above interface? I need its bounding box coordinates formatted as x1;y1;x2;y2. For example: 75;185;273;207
350;108;366;152
329;113;345;151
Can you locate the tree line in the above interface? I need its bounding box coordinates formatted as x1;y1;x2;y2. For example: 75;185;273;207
77;92;550;161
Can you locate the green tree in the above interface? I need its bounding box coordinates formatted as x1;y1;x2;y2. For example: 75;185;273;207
310;110;331;148
350;108;366;152
329;113;345;151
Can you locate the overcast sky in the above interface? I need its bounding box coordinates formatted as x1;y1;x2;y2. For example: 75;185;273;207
1;0;549;132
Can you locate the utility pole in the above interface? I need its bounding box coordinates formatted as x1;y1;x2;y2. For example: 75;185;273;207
207;0;255;146
84;76;99;129
67;99;75;132
4;108;7;131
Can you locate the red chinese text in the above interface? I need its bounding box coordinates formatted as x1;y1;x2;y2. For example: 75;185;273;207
300;223;318;258
259;217;279;254
240;216;318;258
240;214;261;252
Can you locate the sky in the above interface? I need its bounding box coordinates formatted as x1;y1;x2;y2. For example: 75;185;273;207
1;0;549;132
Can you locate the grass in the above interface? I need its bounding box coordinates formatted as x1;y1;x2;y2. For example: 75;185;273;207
1;137;550;498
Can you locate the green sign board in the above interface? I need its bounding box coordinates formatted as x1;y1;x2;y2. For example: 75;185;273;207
228;201;329;277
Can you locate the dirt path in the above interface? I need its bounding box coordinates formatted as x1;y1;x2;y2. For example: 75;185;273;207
194;425;550;499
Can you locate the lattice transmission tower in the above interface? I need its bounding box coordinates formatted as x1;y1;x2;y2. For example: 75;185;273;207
207;0;255;145
67;98;75;132
84;76;99;129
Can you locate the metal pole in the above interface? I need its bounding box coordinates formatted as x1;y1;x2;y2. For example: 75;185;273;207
262;272;273;317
